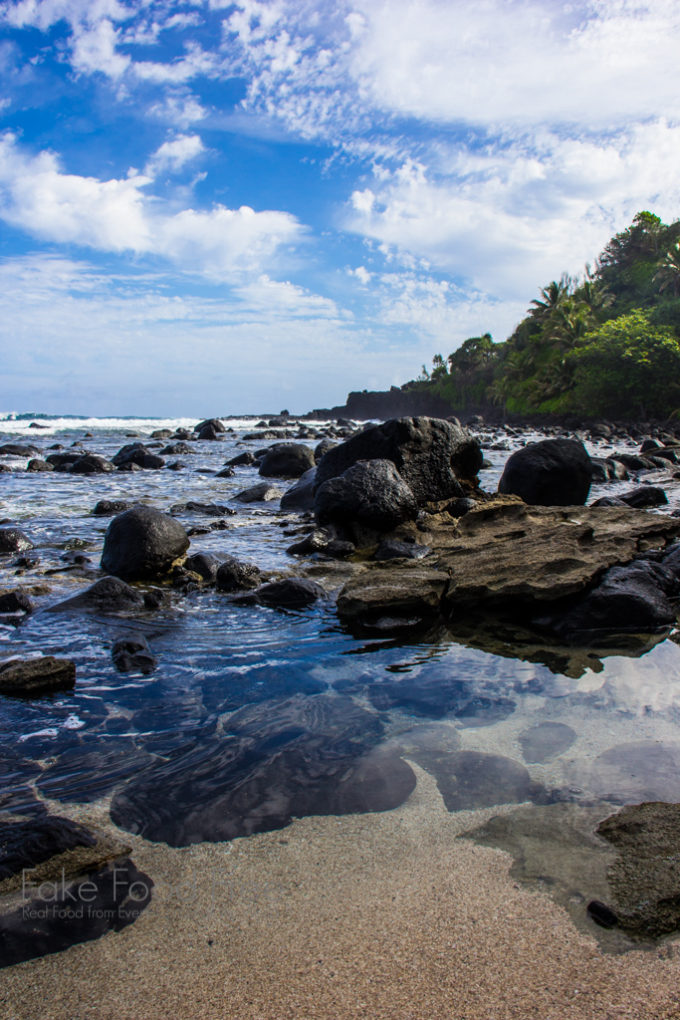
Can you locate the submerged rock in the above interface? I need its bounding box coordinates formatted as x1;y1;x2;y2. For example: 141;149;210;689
101;507;189;581
112;634;157;675
48;576;146;613
597;802;680;938
518;722;576;763
498;438;592;506
0;810;152;967
110;693;415;845
415;749;547;811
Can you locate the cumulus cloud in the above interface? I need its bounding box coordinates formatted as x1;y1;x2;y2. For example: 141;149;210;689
144;133;205;176
70;17;131;77
346;121;680;298
0;133;304;278
347;0;680;128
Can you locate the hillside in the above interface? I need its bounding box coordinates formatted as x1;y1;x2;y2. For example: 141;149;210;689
321;212;680;422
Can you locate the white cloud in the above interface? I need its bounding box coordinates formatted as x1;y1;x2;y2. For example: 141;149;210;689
70;17;131;77
132;44;219;84
349;265;371;285
369;269;526;351
2;0;129;31
148;93;207;128
0;254;419;415
144;133;205;176
234;273;340;317
346;121;680;298
219;0;680;139
0;133;304;278
346;0;680;127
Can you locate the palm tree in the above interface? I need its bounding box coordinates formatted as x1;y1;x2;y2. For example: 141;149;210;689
529;275;572;320
654;243;680;297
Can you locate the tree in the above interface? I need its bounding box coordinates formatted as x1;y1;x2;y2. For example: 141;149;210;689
568;310;680;418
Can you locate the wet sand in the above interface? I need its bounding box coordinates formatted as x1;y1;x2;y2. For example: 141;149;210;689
2;766;680;1020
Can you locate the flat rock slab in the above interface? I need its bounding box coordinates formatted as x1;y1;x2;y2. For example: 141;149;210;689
336;565;449;628
335;502;680;630
441;502;680;607
0;657;75;696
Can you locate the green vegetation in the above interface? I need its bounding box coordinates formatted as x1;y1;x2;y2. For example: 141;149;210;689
405;212;680;419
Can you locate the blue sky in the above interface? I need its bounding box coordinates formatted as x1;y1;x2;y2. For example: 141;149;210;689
1;0;680;416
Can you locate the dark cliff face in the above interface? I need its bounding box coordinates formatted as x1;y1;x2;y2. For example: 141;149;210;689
308;387;457;421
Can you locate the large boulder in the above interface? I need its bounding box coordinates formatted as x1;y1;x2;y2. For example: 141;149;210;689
498;438;592;506
259;443;315;478
617;485;668;509
314;459;418;531
314;416;482;505
196;418;225;441
69;455;115;474
101;508;189;581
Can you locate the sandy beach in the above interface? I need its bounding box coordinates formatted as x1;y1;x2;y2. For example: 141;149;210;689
3;765;680;1020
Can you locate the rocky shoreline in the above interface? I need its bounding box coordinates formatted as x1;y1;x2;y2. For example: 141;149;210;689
2;411;680;967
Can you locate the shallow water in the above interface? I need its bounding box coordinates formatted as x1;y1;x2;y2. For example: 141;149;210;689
2;415;680;953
